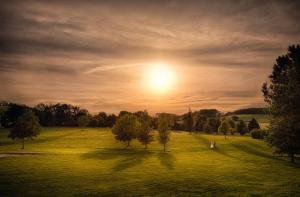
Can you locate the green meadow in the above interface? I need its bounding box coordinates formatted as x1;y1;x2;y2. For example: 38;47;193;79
0;127;299;196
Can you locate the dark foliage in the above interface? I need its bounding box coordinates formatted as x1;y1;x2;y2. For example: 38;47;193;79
248;118;260;131
0;102;29;127
262;44;300;163
182;108;193;132
8;110;40;149
236;120;248;135
250;129;267;139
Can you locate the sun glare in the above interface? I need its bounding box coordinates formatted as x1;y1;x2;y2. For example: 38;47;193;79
145;63;176;94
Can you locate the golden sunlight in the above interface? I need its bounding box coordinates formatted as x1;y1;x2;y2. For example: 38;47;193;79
145;63;177;94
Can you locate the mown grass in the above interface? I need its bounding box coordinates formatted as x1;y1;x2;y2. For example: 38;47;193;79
0;127;299;196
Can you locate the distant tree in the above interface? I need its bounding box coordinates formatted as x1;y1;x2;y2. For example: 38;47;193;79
118;111;131;117
203;122;213;133
193;113;207;132
0;103;8;128
8;111;40;149
262;45;300;163
203;117;221;133
33;103;89;127
88;117;99;127
1;103;29;127
226;119;236;135
136;111;153;149
94;112;108;127
106;114;117;127
218;120;229;139
227;119;235;128
183;108;193;132
157;114;171;152
231;116;239;121
77;115;90;128
199;109;220;118
248;118;260;131
112;114;139;147
236;120;248;135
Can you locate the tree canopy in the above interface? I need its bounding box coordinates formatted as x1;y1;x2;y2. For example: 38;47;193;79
112;114;139;147
8;110;40;149
157;114;171;152
262;44;300;163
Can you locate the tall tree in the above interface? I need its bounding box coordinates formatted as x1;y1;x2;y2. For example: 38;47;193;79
218;120;229;139
157;114;171;152
8;111;40;149
262;45;300;163
183;108;193;132
248;118;260;132
236;120;248;135
136;111;153;149
194;113;207;132
112;114;139;147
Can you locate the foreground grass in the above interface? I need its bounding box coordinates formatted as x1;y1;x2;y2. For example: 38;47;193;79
0;128;299;196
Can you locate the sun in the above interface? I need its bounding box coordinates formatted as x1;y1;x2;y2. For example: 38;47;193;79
145;63;176;94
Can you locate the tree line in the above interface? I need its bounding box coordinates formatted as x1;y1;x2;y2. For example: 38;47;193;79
0;102;117;128
0;102;259;135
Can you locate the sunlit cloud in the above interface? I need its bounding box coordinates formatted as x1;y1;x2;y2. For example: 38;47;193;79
1;0;300;114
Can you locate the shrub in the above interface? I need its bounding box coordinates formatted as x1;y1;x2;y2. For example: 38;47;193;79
250;129;267;139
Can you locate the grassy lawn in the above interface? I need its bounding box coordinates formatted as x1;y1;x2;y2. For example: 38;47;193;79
0;127;299;196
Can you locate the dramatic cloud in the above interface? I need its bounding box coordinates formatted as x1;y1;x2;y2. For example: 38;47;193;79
1;0;300;114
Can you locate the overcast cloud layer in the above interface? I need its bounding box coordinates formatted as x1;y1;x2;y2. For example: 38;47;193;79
1;0;300;114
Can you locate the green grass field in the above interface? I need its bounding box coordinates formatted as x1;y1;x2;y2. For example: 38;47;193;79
0;127;299;196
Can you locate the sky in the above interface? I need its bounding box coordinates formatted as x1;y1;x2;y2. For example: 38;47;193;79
1;0;300;114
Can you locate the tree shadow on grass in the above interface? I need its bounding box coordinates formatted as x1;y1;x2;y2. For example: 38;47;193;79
231;143;275;160
214;146;239;160
157;152;176;170
192;134;210;147
82;148;154;172
0;131;78;147
192;134;239;160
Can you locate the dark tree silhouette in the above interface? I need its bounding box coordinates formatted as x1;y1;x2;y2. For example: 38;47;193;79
248;118;260;131
8;110;40;149
236;120;248;135
262;44;300;163
183;108;193;132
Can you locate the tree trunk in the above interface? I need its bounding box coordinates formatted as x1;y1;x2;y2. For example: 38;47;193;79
22;138;24;149
291;153;295;163
124;141;130;148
